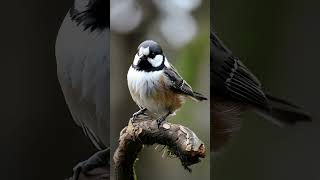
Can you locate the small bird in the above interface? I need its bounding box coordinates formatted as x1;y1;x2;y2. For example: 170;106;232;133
211;30;312;152
127;40;207;127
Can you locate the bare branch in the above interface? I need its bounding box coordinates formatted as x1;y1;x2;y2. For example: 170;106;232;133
113;114;206;180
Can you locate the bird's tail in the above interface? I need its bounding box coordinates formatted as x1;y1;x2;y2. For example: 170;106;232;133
254;94;312;126
192;92;208;101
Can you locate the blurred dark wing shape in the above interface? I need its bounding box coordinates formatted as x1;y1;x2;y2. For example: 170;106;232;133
70;0;109;31
211;30;311;126
212;100;242;152
211;31;269;110
56;10;109;149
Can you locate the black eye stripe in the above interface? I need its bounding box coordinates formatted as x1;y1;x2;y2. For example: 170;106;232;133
149;53;156;58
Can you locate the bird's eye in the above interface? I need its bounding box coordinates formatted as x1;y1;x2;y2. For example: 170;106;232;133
149;52;156;58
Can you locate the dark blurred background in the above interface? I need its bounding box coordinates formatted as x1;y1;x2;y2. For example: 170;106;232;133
0;1;97;179
213;0;320;180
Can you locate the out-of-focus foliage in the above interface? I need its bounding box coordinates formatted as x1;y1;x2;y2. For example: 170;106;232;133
111;0;210;180
111;0;202;48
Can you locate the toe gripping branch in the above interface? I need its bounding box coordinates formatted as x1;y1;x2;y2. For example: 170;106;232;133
113;114;206;180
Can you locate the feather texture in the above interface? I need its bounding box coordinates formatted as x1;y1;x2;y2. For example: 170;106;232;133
211;29;311;152
164;66;207;101
212;99;242;152
56;7;109;149
70;0;108;31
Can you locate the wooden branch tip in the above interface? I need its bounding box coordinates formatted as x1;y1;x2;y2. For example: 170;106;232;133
113;114;206;180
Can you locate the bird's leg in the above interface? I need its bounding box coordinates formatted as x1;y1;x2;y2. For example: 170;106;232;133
156;111;171;128
132;108;147;122
71;148;110;180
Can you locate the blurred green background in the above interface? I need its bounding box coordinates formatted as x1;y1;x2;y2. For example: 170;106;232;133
213;0;320;180
110;0;210;179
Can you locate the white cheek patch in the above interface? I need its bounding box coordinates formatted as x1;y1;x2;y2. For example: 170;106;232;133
133;54;140;66
148;55;163;67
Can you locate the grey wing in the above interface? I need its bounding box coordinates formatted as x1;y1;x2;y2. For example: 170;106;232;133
56;12;109;149
163;65;195;97
211;31;269;110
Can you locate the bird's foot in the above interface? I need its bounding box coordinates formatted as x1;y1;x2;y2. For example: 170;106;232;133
156;112;172;128
156;116;167;128
70;148;110;180
132;108;147;122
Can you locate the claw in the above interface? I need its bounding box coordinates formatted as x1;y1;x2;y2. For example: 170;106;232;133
156;112;171;128
69;148;109;180
132;108;147;121
156;118;164;128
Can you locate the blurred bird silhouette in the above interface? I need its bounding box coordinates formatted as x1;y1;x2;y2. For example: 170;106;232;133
211;29;312;152
55;0;109;179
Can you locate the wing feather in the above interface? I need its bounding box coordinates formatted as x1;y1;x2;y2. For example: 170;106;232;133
211;31;269;110
163;65;194;97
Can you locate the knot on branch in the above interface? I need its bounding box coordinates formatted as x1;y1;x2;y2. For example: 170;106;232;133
113;114;206;180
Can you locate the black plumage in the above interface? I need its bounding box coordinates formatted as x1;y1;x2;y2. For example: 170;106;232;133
211;30;311;152
211;31;268;110
70;0;108;31
133;40;166;72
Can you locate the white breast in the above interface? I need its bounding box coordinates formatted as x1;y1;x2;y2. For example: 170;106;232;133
127;66;166;115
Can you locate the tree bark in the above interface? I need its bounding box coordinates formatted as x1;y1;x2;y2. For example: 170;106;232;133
113;114;206;180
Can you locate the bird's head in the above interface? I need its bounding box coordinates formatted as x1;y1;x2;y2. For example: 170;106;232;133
132;40;166;72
